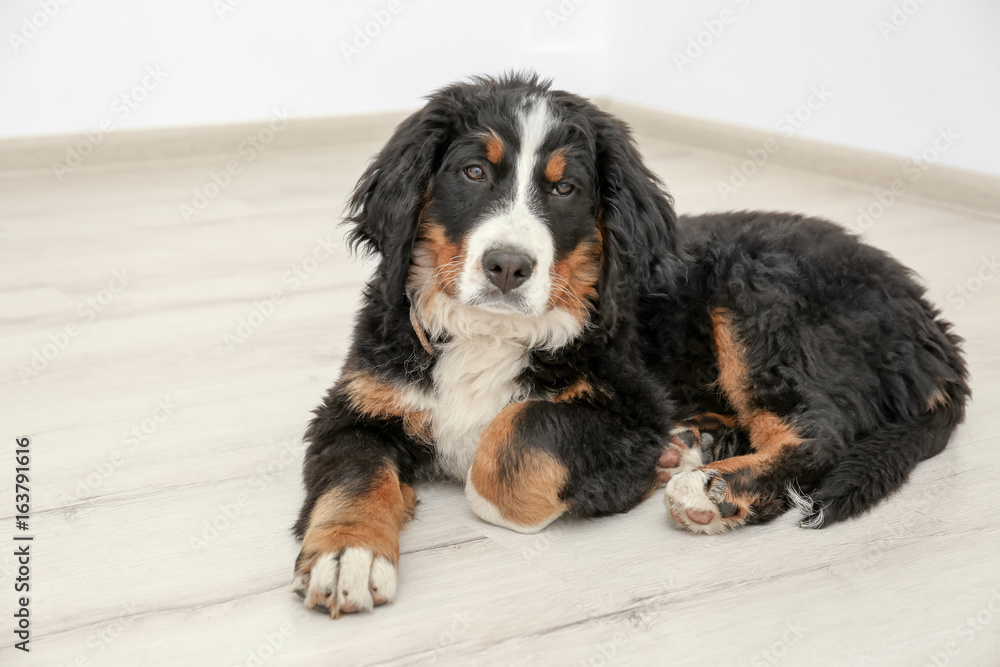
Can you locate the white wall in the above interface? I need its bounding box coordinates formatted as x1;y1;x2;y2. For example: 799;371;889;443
2;0;997;176
0;0;608;134
605;0;1000;176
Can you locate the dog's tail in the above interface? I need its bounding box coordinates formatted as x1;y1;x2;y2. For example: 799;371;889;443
788;382;968;529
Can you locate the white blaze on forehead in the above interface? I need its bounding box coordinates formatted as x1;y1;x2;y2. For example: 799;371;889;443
513;99;553;216
456;97;556;317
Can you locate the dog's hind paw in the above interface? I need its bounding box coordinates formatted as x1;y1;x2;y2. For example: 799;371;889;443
664;468;747;535
656;425;706;483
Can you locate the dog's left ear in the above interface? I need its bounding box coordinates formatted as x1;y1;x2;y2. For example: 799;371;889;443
344;102;451;307
589;109;686;333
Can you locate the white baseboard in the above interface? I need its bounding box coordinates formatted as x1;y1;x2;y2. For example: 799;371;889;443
0;109;411;174
599;99;1000;222
2;100;996;221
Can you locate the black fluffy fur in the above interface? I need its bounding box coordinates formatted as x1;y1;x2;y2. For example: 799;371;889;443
295;73;969;540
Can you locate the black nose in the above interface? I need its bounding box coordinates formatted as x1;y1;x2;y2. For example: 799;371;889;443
482;249;535;294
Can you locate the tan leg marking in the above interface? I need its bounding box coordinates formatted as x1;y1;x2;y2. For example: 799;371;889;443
341;371;432;444
296;467;418;616
300;468;417;569
709;308;804;454
469;403;569;529
710;308;753;414
667;310;805;533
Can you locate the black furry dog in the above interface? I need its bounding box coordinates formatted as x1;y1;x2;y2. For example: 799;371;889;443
292;74;969;618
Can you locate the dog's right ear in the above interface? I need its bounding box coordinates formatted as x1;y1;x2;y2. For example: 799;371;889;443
344;102;451;307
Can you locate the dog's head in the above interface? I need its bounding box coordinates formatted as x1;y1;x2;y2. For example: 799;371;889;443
346;73;683;341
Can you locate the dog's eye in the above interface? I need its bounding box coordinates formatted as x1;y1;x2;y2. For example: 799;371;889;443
464;165;486;182
552;182;574;197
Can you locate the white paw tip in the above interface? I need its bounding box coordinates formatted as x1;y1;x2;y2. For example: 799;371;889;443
304;552;338;609
337;547;375;613
369;555;397;605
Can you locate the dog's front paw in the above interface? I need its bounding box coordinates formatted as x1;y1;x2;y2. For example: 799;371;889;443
664;468;748;534
293;545;397;618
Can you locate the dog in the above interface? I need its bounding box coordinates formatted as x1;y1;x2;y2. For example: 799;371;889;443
291;73;969;618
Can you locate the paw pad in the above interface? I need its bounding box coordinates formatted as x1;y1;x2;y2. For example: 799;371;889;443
664;468;746;535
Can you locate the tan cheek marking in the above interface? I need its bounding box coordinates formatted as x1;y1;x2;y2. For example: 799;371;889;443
549;231;601;323
544;149;568;182
409;221;465;298
299;468;417;571
484;130;504;164
470;403;569;528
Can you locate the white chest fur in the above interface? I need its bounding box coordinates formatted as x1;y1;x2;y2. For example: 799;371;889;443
429;336;529;479
410;293;583;480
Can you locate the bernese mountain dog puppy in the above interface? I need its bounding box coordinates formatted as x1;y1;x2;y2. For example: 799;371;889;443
292;73;969;618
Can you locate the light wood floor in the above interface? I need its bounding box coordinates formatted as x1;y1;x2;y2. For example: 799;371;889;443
2;123;998;666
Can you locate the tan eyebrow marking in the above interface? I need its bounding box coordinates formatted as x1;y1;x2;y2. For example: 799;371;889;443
544;148;568;182
483;130;505;164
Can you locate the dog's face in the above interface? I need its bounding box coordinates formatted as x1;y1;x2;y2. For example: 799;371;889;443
345;74;683;337
413;97;601;322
